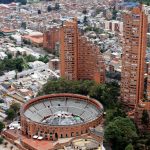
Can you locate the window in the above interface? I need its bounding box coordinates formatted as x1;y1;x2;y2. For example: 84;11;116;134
76;132;78;136
71;132;74;137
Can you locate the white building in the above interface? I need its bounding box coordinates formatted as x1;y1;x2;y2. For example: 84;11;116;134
28;61;45;69
0;52;7;60
10;34;22;45
104;20;123;34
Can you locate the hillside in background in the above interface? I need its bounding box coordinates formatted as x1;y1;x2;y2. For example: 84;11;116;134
0;0;26;4
125;0;150;5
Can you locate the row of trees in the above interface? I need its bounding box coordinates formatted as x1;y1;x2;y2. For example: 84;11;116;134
104;97;150;149
0;54;49;75
84;26;104;34
25;54;49;63
104;107;150;149
0;57;25;75
127;0;150;5
105;117;137;150
38;78;120;109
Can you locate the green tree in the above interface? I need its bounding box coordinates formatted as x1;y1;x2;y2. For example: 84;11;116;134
0;122;5;132
38;55;49;63
83;16;88;25
24;55;37;62
47;5;52;12
131;132;150;149
82;9;87;14
38;78;120;109
3;58;15;71
0;99;4;103
84;26;93;32
125;143;134;150
38;78;95;96
15;61;23;72
6;109;16;120
38;10;41;14
112;7;118;20
10;103;21;112
0;137;3;144
7;53;12;59
105;107;126;125
55;3;60;10
95;8;101;15
79;80;95;95
89;84;104;101
1;57;25;72
105;117;138;150
141;110;149;126
89;82;120;108
101;82;120;108
21;22;27;29
0;61;4;75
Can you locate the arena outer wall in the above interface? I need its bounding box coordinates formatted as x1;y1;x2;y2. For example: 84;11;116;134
20;93;104;141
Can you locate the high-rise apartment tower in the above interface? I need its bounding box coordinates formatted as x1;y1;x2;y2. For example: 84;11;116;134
60;19;105;83
43;27;60;53
121;5;147;108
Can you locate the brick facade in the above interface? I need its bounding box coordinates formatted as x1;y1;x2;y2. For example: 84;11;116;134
60;19;105;84
121;6;148;108
43;27;60;53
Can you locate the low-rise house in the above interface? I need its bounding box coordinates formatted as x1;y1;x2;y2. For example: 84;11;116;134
0;52;7;60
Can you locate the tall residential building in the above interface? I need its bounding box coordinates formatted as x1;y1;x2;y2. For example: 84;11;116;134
60;19;105;83
60;20;78;80
43;27;60;53
121;6;148;108
104;20;123;34
146;62;150;100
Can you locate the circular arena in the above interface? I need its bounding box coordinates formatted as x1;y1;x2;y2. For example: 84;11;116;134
20;93;103;140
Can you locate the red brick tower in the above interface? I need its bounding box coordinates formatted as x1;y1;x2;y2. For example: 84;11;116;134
121;6;148;108
60;19;105;83
43;27;60;53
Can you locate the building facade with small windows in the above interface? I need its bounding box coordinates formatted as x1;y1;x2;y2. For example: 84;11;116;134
43;26;60;53
121;5;148;108
60;19;105;84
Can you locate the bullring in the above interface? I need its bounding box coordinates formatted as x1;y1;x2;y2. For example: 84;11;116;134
20;93;103;141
